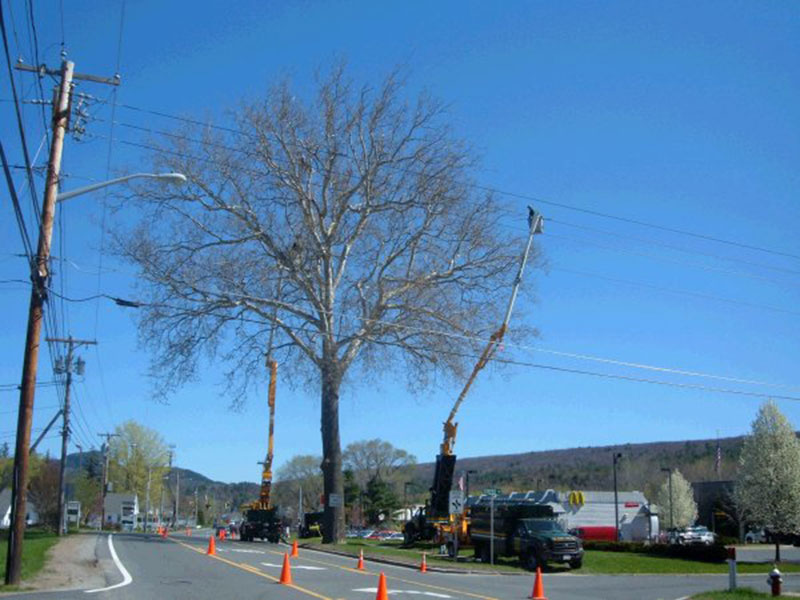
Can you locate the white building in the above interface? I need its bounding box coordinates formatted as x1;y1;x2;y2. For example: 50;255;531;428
557;490;658;542
103;493;139;530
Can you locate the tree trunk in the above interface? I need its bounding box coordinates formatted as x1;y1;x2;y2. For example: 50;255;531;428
320;361;344;543
775;540;781;563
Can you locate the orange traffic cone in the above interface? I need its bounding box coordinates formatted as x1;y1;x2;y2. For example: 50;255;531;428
279;552;293;585
291;539;299;557
530;566;547;600
419;552;427;573
357;549;365;570
220;528;226;541
206;534;216;556
161;527;168;539
375;572;388;600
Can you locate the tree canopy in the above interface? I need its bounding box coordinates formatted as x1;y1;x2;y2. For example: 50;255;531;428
735;401;800;561
119;65;539;541
655;468;697;529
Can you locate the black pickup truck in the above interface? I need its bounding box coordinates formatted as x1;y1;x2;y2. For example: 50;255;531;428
469;502;583;570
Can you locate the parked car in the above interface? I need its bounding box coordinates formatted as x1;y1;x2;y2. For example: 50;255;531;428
670;526;715;545
745;529;767;544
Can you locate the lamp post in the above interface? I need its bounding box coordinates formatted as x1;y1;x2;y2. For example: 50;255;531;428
404;482;412;521
465;470;477;501
613;453;622;541
661;468;674;530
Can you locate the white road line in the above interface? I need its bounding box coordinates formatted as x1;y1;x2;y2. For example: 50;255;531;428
85;534;133;594
260;561;326;570
353;589;451;598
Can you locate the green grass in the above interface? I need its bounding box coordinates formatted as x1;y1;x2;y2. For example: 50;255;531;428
306;538;800;575
0;529;59;591
690;588;771;599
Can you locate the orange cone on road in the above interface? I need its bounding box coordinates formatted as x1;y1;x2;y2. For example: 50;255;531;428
161;527;168;539
375;572;388;600
206;534;216;556
357;549;365;570
279;552;293;584
291;539;299;557
220;528;226;541
420;552;427;573
529;566;547;600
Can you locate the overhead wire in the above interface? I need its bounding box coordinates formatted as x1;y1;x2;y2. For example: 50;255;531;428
103;100;800;261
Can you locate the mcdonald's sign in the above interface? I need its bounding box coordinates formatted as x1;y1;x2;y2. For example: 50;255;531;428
568;490;585;507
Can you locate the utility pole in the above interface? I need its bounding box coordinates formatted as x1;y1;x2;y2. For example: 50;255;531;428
145;467;152;533
98;433;118;529
194;489;198;527
49;336;95;535
5;57;118;585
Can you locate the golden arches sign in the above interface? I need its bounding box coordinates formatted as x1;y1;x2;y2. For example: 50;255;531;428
568;490;585;507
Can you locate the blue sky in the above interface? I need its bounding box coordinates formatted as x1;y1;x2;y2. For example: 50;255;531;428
2;0;799;484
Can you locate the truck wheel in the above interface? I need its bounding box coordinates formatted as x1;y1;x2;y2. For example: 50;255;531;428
569;558;582;569
446;542;456;558
480;545;491;563
523;552;539;571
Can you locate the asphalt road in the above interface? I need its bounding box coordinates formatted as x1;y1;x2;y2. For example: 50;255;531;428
6;532;800;600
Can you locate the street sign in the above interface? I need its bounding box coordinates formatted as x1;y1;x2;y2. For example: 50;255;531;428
449;490;464;514
327;493;342;508
483;488;500;496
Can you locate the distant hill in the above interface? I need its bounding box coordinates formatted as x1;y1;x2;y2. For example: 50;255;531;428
61;433;757;509
407;435;749;501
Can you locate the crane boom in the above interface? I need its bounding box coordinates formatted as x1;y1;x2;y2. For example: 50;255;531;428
255;357;277;509
440;206;543;457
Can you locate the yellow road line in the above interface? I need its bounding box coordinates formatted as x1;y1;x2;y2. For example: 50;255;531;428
263;547;500;600
172;539;332;600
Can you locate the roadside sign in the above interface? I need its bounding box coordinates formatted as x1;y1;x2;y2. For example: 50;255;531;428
449;490;464;514
327;493;342;508
483;488;500;496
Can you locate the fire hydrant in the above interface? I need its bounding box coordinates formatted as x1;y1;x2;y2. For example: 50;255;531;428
767;566;783;597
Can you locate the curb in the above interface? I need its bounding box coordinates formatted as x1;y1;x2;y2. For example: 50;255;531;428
299;543;524;575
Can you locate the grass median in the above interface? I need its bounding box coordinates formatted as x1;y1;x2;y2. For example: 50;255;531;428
302;538;800;575
0;528;59;592
689;589;771;599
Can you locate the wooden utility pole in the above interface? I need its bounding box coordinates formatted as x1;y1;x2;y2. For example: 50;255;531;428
98;432;118;528
48;336;96;536
5;58;117;585
4;59;74;585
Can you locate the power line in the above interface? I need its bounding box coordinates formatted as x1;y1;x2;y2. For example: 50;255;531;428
104;100;800;262
549;217;800;279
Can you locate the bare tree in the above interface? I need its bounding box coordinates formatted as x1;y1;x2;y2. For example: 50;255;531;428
274;454;324;516
117;66;539;542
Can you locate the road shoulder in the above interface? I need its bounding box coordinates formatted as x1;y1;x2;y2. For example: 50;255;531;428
25;532;106;592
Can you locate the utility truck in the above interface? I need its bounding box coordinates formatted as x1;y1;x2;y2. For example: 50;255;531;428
239;356;283;543
404;207;544;546
469;498;583;570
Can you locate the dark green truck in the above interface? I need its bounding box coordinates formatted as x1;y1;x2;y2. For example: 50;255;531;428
469;502;583;570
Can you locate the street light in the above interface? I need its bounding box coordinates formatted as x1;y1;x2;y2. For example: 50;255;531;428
465;470;477;500
56;172;187;202
661;467;674;531
613;453;622;542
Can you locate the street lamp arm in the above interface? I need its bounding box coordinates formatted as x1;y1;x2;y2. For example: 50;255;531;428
56;172;187;202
